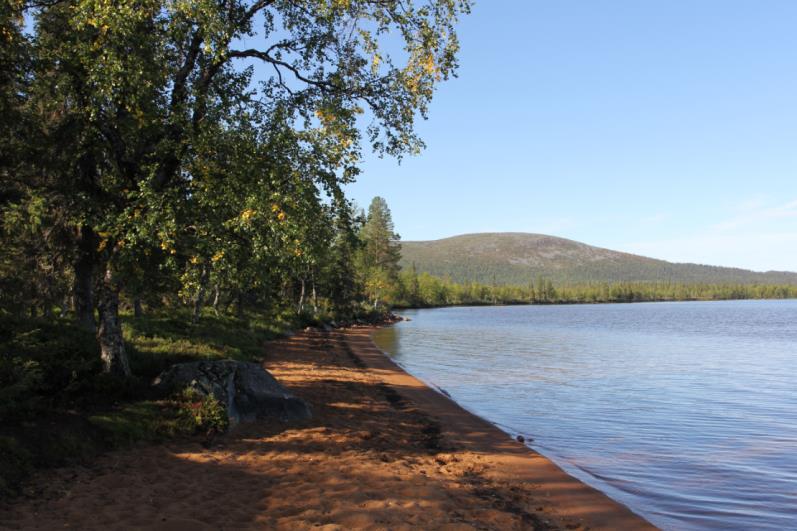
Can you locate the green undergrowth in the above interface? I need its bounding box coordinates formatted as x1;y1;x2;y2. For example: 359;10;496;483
124;310;291;379
0;309;301;499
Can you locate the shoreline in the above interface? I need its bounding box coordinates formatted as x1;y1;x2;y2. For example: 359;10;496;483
394;296;797;311
350;326;655;530
0;326;655;530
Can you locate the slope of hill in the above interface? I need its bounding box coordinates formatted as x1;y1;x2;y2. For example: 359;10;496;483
399;233;797;285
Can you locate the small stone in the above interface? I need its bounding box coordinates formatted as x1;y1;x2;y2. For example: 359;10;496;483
516;435;525;443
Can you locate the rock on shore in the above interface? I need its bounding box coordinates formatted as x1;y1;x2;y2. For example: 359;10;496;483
153;360;312;425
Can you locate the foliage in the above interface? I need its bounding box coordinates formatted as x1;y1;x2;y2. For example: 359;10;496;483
0;0;470;375
0;357;43;422
0;316;102;422
175;388;229;436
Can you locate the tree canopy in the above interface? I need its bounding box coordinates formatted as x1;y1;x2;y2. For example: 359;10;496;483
0;0;471;375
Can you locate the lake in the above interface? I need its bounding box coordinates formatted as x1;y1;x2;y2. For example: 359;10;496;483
372;300;797;530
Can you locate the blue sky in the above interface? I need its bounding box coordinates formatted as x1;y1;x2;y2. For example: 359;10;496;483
344;1;797;272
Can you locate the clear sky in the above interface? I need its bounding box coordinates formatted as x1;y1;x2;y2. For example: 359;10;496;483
344;1;797;272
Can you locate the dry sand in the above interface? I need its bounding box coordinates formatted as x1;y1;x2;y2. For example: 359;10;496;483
0;327;655;530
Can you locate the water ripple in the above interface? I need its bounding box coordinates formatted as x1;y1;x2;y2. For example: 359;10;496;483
373;300;797;530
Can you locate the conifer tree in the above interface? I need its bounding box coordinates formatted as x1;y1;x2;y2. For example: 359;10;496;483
359;197;401;309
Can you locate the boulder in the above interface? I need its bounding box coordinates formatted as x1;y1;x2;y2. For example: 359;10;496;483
153;360;311;426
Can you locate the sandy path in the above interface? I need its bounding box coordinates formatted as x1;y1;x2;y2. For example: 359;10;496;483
0;328;655;530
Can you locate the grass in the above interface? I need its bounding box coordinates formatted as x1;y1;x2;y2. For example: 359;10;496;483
124;311;289;379
88;401;184;446
0;308;301;499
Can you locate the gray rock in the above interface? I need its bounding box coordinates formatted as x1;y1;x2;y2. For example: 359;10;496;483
153;360;311;426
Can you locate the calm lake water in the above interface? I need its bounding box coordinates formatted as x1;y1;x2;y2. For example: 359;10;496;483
372;300;797;530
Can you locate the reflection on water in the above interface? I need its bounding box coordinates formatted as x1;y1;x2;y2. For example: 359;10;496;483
373;300;797;530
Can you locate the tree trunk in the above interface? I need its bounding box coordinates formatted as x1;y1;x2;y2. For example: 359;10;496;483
97;267;131;377
235;292;244;318
133;297;143;318
74;225;98;331
192;265;209;324
311;275;318;314
297;278;306;314
64;294;73;316
212;285;220;315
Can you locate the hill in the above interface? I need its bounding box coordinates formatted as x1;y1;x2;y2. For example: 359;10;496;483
399;233;797;285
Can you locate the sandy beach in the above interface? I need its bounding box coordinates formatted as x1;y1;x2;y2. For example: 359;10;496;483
0;327;654;530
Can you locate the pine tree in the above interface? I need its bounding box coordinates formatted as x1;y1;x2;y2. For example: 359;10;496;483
359;197;401;309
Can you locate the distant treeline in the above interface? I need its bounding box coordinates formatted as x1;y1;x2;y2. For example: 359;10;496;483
398;234;797;286
392;270;797;308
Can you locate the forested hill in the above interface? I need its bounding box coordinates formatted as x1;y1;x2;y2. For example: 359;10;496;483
399;233;797;285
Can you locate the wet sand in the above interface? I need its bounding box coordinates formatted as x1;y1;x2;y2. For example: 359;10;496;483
0;327;655;530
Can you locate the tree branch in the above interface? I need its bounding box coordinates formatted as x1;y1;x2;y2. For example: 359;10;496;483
244;0;277;21
170;30;203;112
227;48;337;91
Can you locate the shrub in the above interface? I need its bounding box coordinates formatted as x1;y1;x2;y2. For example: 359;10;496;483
0;316;101;423
175;388;229;435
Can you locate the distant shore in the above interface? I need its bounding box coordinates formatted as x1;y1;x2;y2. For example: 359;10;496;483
395;295;797;311
0;327;654;530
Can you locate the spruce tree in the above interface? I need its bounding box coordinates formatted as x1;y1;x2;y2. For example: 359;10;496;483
359;197;402;309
